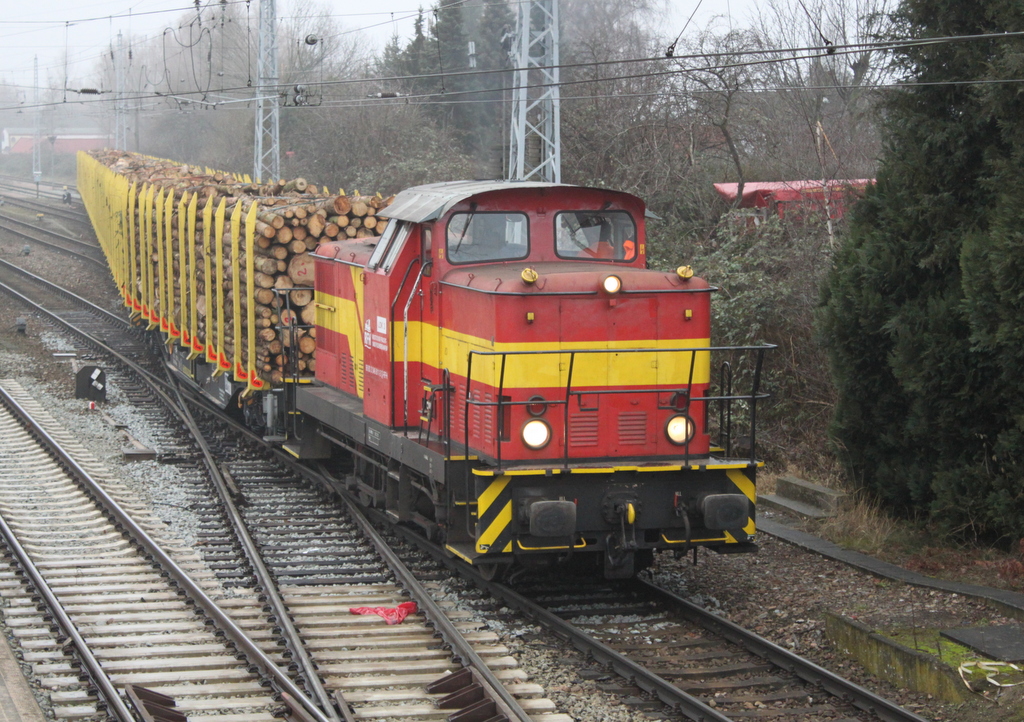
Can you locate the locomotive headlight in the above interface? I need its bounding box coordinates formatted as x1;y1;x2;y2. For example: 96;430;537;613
522;419;552;449
665;414;695;445
602;275;622;294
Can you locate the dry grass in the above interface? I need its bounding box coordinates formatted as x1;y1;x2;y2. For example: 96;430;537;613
813;495;905;557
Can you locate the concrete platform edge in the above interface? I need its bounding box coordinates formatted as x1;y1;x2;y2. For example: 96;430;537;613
0;630;48;722
824;612;970;704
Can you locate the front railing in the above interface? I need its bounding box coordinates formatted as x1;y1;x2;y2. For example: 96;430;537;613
450;344;774;470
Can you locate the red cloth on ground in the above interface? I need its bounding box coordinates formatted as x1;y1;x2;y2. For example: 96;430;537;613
349;601;418;625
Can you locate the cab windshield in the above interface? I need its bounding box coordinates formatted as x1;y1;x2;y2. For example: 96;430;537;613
555;211;637;261
446;212;529;264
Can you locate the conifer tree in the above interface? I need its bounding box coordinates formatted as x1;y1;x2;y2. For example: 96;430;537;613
820;0;1024;537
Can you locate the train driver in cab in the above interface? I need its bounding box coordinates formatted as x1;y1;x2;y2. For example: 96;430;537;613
555;212;637;261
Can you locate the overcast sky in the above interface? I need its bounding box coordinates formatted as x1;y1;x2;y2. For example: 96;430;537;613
1;0;758;98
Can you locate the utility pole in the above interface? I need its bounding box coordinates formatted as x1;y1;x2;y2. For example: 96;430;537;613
253;0;280;184
508;0;561;183
32;56;42;194
114;32;129;151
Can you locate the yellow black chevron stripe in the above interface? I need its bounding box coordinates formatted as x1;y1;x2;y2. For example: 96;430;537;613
726;469;757;541
475;475;514;554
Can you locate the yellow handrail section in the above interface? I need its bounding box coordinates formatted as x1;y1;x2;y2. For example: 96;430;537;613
230;200;244;382
214;198;228;375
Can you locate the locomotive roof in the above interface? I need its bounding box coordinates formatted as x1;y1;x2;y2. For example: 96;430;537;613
379;180;646;223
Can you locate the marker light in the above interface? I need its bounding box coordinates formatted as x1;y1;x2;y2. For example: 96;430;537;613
522;419;552;449
602;275;622;294
521;267;539;284
665;414;696;445
677;265;694;279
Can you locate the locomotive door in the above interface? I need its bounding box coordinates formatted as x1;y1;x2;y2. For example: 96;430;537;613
416;228;445;442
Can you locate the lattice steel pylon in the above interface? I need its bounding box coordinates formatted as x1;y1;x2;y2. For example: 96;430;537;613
32;56;41;187
114;32;129;151
253;0;280;184
508;0;561;183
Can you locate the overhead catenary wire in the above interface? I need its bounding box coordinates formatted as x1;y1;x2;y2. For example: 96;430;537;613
4;28;1024;113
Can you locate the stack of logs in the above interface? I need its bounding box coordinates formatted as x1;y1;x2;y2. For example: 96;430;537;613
89;150;393;385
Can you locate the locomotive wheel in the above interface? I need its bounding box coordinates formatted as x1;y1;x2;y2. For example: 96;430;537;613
477;562;504;582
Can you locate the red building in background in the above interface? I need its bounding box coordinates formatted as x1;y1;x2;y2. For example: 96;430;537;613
713;179;874;223
2;128;109;154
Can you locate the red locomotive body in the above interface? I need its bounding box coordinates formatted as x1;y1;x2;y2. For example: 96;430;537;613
298;181;771;578
78;151;771;579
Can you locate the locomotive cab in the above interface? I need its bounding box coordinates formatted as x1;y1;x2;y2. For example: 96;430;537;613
300;181;771;579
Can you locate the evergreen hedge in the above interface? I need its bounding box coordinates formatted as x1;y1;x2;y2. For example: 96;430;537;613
820;0;1024;541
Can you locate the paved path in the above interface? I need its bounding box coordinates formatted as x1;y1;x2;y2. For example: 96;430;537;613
760;517;1024;618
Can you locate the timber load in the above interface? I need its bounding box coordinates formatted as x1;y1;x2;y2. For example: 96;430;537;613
78;149;393;390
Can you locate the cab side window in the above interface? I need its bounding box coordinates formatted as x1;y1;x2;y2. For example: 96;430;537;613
367;220;412;272
447;212;529;264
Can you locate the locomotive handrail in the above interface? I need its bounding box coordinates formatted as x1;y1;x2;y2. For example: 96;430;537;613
462;343;775;472
438;280;719;297
390;255;422;428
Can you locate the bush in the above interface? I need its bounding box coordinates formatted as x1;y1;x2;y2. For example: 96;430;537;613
651;207;839;472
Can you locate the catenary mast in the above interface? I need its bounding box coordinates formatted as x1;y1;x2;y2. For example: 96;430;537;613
508;0;561;183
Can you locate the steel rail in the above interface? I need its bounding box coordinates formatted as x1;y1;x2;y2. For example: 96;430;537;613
167;377;530;722
0;274;339;722
164;369;347;722
0;426;135;721
0;210;100;248
0;192;88;222
636;579;930;722
382;518;929;722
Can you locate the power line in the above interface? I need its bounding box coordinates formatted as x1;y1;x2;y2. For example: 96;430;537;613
4;29;1024;113
0;1;250;26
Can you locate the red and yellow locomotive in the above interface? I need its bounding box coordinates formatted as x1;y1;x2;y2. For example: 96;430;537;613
295;180;771;578
78;148;770;579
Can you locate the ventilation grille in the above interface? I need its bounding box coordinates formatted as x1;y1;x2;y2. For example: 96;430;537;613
569;413;600;447
482;393;494;441
339;351;354;390
618;412;648;445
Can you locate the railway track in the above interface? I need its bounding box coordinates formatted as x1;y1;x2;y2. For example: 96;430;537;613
377;514;933;722
0;233;571;721
0;194;89;225
0;381;289;721
0;211;105;266
0;186;89;225
0;174;81;203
